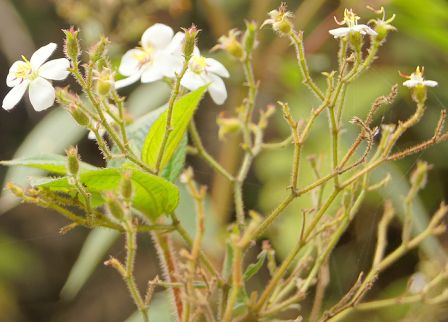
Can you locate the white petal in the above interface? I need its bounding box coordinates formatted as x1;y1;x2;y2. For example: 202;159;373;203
423;80;438;87
205;58;229;78
140;64;164;83
28;77;55;111
141;23;173;50
119;49;145;76
2;80;29;111
403;79;420;88
115;72;142;89
193;46;200;57
329;27;350;38
165;32;185;53
39;58;70;80
154;51;183;78
208;74;227;105
30;43;57;69
353;25;378;36
6;61;28;87
181;71;208;91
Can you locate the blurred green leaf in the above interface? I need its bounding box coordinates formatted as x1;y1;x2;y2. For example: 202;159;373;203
37;168;179;220
222;241;234;282
60;228;119;300
0;108;86;214
125;291;172;322
141;86;207;170
243;250;267;281
0;153;97;175
372;163;447;262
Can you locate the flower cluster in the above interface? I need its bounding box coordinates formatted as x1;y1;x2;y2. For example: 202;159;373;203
115;23;229;105
0;19;439;112
2;23;229;113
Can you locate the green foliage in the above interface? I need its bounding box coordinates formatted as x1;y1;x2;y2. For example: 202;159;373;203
243;249;267;281
0;154;97;175
109;107;187;182
141;86;207;170
0;108;86;214
37;168;179;220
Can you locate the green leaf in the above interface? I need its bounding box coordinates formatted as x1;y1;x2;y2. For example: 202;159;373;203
243;250;267;281
141;86;207;171
222;241;234;282
60;228;119;300
108;106;166;168
0;153;98;175
160;135;187;182
108;106;187;182
36;168;179;220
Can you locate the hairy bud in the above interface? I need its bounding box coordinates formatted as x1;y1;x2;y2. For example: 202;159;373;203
214;29;244;60
94;68;114;96
68;103;90;126
89;36;110;63
182;24;199;60
120;171;133;201
104;192;125;221
66;146;80;176
217;114;242;140
243;21;258;55
63;26;80;62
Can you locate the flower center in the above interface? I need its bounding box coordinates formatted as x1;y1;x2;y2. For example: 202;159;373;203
190;56;207;74
132;46;154;67
14;56;35;80
343;9;360;28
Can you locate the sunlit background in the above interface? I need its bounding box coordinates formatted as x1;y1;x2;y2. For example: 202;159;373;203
1;0;448;321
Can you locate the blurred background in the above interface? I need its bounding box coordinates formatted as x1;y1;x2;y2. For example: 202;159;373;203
1;0;448;321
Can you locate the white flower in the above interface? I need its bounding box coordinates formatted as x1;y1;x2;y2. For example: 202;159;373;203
181;51;229;105
2;43;70;111
402;66;438;88
115;23;185;89
329;9;377;39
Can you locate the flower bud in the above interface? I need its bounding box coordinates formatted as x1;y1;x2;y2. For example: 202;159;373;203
56;87;80;106
120;171;133;201
217;114;241;140
368;6;396;43
89;36;110;63
94;68;114;96
182;24;199;60
68;103;90;126
104;192;125;221
262;3;294;36
243;21;257;54
214;29;244;60
63;26;80;62
66;146;80;176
